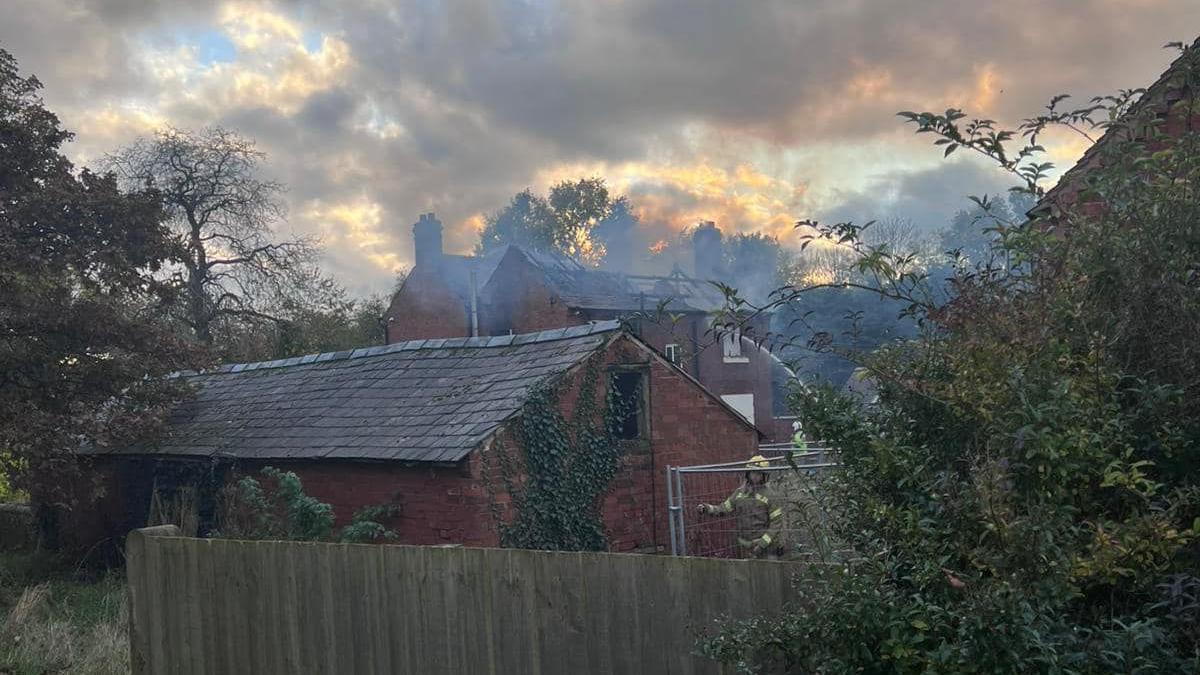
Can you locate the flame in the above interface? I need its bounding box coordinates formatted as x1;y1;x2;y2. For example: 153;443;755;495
648;239;670;255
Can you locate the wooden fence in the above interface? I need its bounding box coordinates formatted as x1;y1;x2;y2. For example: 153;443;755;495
126;526;799;674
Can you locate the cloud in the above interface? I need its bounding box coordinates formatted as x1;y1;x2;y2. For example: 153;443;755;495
305;196;405;277
1;0;1197;294
819;158;1019;232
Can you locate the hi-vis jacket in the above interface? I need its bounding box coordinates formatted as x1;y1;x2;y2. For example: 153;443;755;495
708;485;783;552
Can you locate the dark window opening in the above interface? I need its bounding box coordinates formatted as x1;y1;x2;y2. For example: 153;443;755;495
665;343;681;364
612;370;646;440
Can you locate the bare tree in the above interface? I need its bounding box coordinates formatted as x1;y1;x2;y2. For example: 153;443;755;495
785;217;935;286
107;127;322;345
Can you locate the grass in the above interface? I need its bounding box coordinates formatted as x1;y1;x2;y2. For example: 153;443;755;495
0;551;129;675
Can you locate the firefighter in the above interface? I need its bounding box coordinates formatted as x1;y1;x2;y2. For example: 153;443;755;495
696;455;783;559
792;420;808;452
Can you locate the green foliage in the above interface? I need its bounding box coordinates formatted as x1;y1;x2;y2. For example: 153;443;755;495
0;551;129;674
476;178;635;266
705;42;1200;672
213;467;333;541
0;453;26;503
339;505;401;544
0;47;202;505
226;282;399;363
213;467;399;543
0;574;128;675
493;357;633;551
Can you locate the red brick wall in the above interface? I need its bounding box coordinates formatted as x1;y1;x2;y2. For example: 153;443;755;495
68;336;757;556
384;268;471;342
249;460;501;546
67;456;507;551
267;346;767;553
586;312;792;442
481;252;583;335
636;342;760;550
475;335;758;553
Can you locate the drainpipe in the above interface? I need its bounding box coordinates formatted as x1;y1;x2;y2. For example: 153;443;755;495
469;268;480;337
690;314;701;378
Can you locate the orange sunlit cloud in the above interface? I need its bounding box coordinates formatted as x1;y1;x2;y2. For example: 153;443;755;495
532;159;809;243
5;0;1193;291
305;196;404;273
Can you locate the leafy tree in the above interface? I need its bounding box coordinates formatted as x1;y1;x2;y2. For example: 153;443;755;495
705;42;1200;672
477;177;632;266
0;48;201;507
547;176;614;264
106;127;340;353
476;188;556;254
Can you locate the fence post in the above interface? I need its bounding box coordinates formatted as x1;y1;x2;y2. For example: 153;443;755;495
666;465;679;555
673;468;687;556
126;525;181;675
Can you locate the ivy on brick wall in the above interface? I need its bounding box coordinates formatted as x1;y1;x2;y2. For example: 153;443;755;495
491;355;634;551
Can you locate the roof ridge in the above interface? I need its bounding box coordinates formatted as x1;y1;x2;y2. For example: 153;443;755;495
1037;40;1200;212
190;320;623;376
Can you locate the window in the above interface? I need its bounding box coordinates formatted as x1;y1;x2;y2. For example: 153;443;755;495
721;323;748;363
664;343;681;365
611;370;646;440
720;393;755;425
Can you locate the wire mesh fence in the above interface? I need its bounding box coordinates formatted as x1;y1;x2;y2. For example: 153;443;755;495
667;444;839;558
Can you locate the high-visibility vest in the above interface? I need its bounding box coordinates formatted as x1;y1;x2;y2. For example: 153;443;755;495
793;431;808;451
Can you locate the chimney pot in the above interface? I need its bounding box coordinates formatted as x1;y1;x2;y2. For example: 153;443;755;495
413;211;444;270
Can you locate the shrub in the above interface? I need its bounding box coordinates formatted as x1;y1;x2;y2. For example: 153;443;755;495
339;505;400;544
703;43;1200;673
213;467;398;543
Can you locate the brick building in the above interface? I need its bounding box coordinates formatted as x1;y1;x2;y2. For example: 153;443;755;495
387;214;798;441
73;322;758;553
1031;38;1200;220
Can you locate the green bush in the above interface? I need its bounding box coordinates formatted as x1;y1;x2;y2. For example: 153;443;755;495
703;44;1200;673
0;452;27;503
213;467;398;543
339;505;401;544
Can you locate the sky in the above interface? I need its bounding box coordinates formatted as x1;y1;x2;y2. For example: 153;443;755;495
1;0;1198;294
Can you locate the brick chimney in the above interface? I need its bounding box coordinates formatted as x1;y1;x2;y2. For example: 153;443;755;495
412;212;443;270
692;221;724;281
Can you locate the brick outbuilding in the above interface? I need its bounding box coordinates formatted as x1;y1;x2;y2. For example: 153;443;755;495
73;322;758;554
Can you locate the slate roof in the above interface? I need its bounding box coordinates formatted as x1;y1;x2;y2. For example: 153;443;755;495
474;246;727;313
437;246;509;304
98;322;623;463
1034;38;1200;217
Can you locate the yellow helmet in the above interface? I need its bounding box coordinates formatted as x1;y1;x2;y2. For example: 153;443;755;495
746;455;770;470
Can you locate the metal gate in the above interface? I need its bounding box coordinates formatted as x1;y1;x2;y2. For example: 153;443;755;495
666;444;838;557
